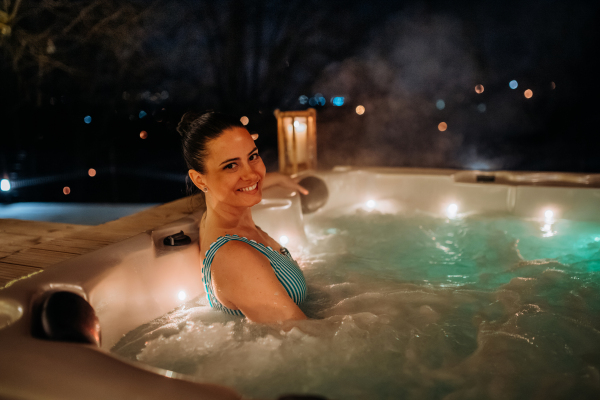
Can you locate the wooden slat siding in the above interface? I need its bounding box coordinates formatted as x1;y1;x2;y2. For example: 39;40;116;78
0;263;42;275
1;248;77;268
32;244;92;255
37;238;113;251
0;219;91;237
0;195;203;288
0;263;42;287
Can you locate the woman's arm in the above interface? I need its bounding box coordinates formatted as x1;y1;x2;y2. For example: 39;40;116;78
210;241;307;323
262;172;309;195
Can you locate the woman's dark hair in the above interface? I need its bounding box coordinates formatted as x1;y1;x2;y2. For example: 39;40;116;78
176;110;244;174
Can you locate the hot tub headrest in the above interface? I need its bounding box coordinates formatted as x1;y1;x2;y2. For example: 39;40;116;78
32;291;101;347
298;176;329;214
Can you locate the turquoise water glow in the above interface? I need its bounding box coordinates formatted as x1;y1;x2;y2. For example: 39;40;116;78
113;211;600;399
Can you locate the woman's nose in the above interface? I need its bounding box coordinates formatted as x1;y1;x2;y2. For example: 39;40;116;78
241;163;259;181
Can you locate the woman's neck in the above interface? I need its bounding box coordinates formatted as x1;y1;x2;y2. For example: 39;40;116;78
204;196;255;231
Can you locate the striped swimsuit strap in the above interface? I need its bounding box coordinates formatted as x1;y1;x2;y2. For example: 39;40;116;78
202;234;307;317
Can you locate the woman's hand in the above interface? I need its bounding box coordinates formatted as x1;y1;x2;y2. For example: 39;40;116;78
262;172;309;195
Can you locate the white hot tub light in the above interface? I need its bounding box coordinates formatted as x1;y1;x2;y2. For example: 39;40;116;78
0;179;10;192
178;291;186;301
366;200;376;210
544;209;554;221
446;203;458;219
279;235;289;246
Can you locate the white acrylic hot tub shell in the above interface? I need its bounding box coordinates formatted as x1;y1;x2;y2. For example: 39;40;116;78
1;168;599;400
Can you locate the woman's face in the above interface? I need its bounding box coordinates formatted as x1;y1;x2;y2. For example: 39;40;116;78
201;127;266;208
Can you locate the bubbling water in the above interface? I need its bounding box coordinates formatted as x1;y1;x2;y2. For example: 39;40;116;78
112;210;600;399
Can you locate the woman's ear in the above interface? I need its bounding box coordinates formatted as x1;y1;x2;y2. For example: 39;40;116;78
188;169;206;190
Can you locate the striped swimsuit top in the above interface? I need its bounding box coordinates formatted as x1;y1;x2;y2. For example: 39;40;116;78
202;234;307;317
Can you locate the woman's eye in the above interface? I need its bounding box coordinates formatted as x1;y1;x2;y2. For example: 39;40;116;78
223;163;237;170
249;153;260;161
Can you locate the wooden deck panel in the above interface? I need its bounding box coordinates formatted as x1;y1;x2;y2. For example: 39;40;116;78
1;248;80;268
0;196;202;288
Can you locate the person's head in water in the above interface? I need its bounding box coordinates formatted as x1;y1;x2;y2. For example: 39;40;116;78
177;111;265;208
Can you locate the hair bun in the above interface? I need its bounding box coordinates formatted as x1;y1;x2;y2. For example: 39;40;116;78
176;111;201;137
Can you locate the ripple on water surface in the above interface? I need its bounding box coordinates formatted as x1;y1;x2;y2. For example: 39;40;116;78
112;211;600;399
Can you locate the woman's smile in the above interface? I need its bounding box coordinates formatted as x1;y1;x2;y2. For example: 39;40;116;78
237;181;259;193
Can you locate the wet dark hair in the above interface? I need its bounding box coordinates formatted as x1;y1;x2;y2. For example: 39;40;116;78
176;110;244;174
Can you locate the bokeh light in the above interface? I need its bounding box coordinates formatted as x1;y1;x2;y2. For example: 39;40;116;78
438;122;448;131
551;82;556;90
88;168;96;177
332;97;345;106
436;99;445;110
140;130;148;139
475;84;484;94
524;89;533;99
84;115;92;124
356;105;365;115
279;235;289;245
299;95;308;105
139;110;147;119
240;116;249;125
308;97;317;106
63;187;71;195
509;80;518;89
178;291;186;301
477;103;486;113
0;179;10;192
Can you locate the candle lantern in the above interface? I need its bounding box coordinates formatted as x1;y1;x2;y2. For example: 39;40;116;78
274;108;317;175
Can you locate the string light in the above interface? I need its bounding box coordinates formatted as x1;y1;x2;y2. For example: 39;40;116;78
140;131;148;139
475;84;484;94
63;187;71;195
88;169;96;177
524;89;533;99
356;105;365;115
438;122;448;131
240;116;249;125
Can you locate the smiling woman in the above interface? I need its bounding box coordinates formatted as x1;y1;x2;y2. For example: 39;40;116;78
177;111;308;323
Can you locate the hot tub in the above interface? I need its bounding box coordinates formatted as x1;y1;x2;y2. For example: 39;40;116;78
1;168;600;399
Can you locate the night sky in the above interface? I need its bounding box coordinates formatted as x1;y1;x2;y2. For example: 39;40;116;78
1;0;599;203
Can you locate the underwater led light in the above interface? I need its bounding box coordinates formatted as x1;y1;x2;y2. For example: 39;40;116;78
1;179;10;191
279;235;289;246
544;210;554;220
447;203;458;218
366;200;376;209
178;291;186;301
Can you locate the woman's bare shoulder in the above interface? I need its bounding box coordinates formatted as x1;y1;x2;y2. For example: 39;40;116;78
211;240;270;275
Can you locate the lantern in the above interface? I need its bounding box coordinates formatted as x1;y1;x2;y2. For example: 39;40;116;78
274;108;317;175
